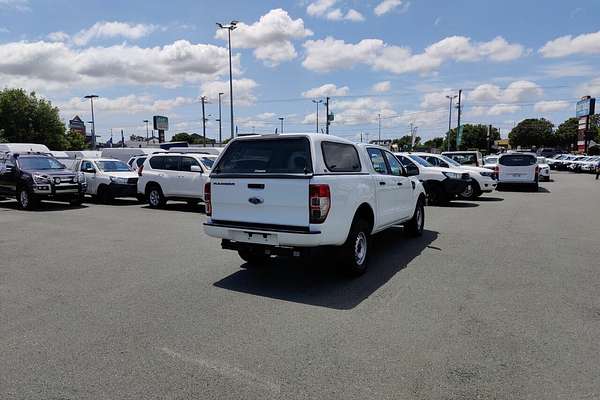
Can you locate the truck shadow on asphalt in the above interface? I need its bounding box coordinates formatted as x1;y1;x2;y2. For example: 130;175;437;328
496;184;551;193
141;203;206;213
0;200;88;212
213;229;438;310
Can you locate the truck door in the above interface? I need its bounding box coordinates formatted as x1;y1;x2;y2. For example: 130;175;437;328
384;151;413;220
366;148;398;227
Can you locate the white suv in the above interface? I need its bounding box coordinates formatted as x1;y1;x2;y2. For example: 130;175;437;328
74;158;140;203
137;153;210;208
496;152;539;190
415;152;497;199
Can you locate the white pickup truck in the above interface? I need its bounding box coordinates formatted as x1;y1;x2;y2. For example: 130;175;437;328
203;134;427;276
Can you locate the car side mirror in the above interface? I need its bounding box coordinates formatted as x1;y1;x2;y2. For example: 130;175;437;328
406;167;419;177
190;165;203;173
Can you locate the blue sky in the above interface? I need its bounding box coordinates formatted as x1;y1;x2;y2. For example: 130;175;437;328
1;0;599;142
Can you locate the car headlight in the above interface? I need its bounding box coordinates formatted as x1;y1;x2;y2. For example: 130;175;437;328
479;171;493;177
110;176;127;184
442;171;462;179
33;174;50;184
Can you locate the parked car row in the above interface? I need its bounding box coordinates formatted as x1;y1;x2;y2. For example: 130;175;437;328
541;154;600;174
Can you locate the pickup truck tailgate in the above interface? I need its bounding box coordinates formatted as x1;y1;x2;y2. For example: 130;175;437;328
211;178;310;227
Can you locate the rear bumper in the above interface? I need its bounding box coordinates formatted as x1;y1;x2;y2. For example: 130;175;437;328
204;221;324;247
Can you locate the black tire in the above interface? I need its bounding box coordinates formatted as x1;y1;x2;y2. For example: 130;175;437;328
341;218;370;277
17;187;37;210
136;194;146;203
69;196;84;206
97;186;114;204
458;181;480;200
146;185;166;208
405;198;425;237
427;183;447;205
238;248;271;268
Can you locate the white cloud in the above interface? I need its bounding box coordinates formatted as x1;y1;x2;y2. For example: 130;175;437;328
578;77;600;97
467;80;543;103
73;21;158;46
47;31;70;42
302;83;349;98
307;0;365;21
374;0;407;16
303;35;525;74
0;40;238;92
372;81;391;93
332;97;395;125
200;78;259;107
420;88;459;108
534;100;570;113
488;104;520;116
0;0;29;11
540;30;600;58
59;95;194;116
215;8;312;66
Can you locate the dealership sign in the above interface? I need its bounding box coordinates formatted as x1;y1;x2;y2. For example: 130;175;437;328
153;116;169;131
576;97;595;118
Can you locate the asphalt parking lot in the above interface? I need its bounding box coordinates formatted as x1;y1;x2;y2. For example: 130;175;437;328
1;171;599;400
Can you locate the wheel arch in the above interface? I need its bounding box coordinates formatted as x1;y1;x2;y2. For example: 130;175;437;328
352;202;375;235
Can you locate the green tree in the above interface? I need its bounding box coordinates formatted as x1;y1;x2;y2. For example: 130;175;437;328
171;132;192;143
392;135;421;150
65;129;87;150
422;137;444;149
0;88;68;149
442;124;500;151
508;118;554;149
554;117;578;150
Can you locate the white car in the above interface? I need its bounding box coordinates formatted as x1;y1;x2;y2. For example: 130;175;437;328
496;153;539;190
127;155;148;173
536;157;551;181
137;152;210;208
483;155;499;171
394;153;472;204
414;152;497;199
441;151;484;167
204;133;426;276
580;156;600;173
74;158;141;203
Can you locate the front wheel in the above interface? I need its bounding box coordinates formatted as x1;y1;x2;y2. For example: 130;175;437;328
458;181;480;200
405;199;425;237
341;219;370;277
17;188;37;210
147;186;166;208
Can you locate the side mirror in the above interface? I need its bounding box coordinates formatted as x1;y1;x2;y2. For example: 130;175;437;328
190;165;203;173
406;167;419;177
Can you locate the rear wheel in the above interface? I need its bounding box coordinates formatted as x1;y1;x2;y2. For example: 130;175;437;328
238;248;271;268
405;199;425;237
341;219;370;276
17;187;37;210
147;185;166;208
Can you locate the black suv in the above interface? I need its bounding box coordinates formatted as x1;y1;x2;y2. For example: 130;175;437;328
0;153;86;210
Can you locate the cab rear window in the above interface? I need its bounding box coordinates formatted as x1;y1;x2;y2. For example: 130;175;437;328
499;154;536;166
214;138;312;174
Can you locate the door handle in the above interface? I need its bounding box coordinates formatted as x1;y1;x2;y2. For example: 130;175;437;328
379;181;386;186
397;182;403;186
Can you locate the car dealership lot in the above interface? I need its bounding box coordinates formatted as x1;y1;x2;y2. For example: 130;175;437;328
1;172;599;399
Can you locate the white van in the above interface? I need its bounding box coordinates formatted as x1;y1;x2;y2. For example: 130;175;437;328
497;153;539;190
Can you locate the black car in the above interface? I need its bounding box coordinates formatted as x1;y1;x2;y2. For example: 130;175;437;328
0;153;86;210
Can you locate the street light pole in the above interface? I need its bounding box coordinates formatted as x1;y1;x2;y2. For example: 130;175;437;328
143;119;149;141
378;113;382;143
446;94;458;151
218;92;224;144
279;117;284;134
312;99;323;133
84;95;99;150
217;21;238;140
201;96;208;147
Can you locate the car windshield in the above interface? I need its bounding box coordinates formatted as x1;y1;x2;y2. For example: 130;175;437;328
18;156;65;170
408;155;433;167
200;157;215;169
537;157;546;163
484;156;498;164
499;154;537;166
96;160;131;172
439;155;461;167
447;153;477;165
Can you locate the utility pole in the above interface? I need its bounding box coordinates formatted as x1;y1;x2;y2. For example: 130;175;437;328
84;95;99;150
278;117;284;134
312;99;323;133
143;120;149;141
201;96;208;147
360;132;363;143
378;113;382;143
325;97;330;135
446;94;458;151
216;21;238;140
217;92;224;144
488;124;492;153
456;89;462;132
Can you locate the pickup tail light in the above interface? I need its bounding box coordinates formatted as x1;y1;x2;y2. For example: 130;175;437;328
309;184;330;224
535;165;539;179
204;182;212;216
494;165;499;180
138;164;144;177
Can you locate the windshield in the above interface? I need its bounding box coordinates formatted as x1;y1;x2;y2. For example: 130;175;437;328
18;156;65;170
96;160;131;172
200;157;215;169
537;157;546;163
408;155;433;167
439;155;461;167
484;156;498;164
499;154;537;166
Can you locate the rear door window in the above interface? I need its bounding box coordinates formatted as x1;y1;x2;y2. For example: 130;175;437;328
163;156;180;171
499;154;536;166
367;148;389;174
149;156;165;170
322;142;361;172
215;138;312;174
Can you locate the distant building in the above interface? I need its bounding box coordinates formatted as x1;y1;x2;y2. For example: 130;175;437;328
69;115;86;136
